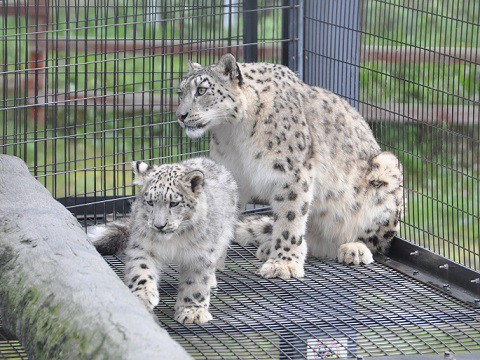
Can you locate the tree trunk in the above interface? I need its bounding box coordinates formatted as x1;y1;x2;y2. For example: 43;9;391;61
0;155;191;360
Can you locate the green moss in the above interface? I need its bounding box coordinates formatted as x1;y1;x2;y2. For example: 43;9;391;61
0;261;119;359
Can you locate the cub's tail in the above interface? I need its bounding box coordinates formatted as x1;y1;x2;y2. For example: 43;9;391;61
87;217;130;255
234;214;273;246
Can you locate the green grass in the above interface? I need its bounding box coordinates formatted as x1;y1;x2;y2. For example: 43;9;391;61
363;0;480;47
360;61;480;105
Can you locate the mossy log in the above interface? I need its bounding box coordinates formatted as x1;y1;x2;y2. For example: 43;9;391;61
0;155;191;360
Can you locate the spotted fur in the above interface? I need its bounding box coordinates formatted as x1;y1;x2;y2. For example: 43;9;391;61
89;157;238;323
176;54;404;279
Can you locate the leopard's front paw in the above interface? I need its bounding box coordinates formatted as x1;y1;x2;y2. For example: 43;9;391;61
259;259;305;279
175;306;213;324
338;242;374;265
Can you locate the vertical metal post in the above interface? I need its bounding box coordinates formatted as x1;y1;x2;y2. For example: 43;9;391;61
281;0;290;67
282;1;303;76
297;0;304;79
303;0;360;108
243;0;258;62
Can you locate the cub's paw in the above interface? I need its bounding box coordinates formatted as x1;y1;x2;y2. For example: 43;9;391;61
175;306;213;324
338;242;374;265
259;259;305;279
132;286;159;311
256;241;272;261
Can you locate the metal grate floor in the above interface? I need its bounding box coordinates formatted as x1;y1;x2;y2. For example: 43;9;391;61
1;245;479;359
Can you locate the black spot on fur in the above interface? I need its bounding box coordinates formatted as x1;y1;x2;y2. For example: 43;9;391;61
286;211;296;221
290;236;297;244
383;231;396;239
370;179;388;188
184;297;192;303
263;224;273;234
137;279;147;285
302;181;309;192
273;162;285;172
140;263;148;269
193;292;202;300
301;202;309;215
274;195;285;202
288;191;298;201
282;230;289;240
367;235;379;246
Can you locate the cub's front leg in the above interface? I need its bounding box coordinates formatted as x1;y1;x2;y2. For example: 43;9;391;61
124;249;160;311
174;265;216;324
259;172;312;279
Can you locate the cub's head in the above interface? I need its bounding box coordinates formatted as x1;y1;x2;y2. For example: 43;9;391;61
132;161;204;239
176;53;243;138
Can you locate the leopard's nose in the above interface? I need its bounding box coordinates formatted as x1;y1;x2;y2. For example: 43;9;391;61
176;112;188;123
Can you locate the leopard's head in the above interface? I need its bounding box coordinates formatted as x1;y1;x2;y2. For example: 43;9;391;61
132;161;204;239
176;53;243;138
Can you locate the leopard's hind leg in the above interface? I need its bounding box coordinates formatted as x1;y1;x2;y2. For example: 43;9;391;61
338;151;403;264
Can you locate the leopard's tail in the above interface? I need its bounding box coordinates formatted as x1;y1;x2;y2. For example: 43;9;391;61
234;214;273;246
87;217;130;255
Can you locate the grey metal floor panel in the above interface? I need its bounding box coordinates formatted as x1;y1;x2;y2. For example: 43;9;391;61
1;244;479;359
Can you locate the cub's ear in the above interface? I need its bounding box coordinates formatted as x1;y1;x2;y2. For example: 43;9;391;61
214;53;243;86
187;60;202;74
132;161;152;186
182;170;204;194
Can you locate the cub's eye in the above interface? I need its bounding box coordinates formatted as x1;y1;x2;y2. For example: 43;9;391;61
170;201;180;208
146;200;154;206
196;87;207;96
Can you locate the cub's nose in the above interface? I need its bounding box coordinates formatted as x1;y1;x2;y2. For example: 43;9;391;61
176;112;188;123
154;223;167;231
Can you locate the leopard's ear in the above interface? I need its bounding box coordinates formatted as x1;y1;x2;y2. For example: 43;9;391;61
132;161;152;186
182;170;204;195
187;60;202;74
214;53;243;86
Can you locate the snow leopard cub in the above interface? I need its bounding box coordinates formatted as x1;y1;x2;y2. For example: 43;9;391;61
89;157;238;324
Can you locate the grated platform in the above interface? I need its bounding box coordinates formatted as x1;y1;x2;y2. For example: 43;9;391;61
1;244;479;359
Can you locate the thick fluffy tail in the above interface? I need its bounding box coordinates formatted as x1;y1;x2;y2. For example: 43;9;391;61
87;217;130;255
234;214;273;246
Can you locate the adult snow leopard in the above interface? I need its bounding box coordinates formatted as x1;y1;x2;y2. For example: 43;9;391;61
176;54;403;279
89;157;238;324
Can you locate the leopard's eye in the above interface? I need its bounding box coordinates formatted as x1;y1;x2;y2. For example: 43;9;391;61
196;87;207;96
170;201;180;208
146;200;154;206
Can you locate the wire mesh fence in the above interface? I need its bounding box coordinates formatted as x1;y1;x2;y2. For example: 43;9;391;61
1;0;295;221
304;0;479;271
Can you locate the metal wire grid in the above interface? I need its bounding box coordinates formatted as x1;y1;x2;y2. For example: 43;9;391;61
0;0;292;223
0;318;28;360
303;0;480;271
101;245;480;359
1;244;479;359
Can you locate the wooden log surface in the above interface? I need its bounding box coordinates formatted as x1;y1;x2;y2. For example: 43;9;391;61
0;154;191;360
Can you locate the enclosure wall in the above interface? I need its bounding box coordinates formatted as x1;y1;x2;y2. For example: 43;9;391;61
304;0;480;271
